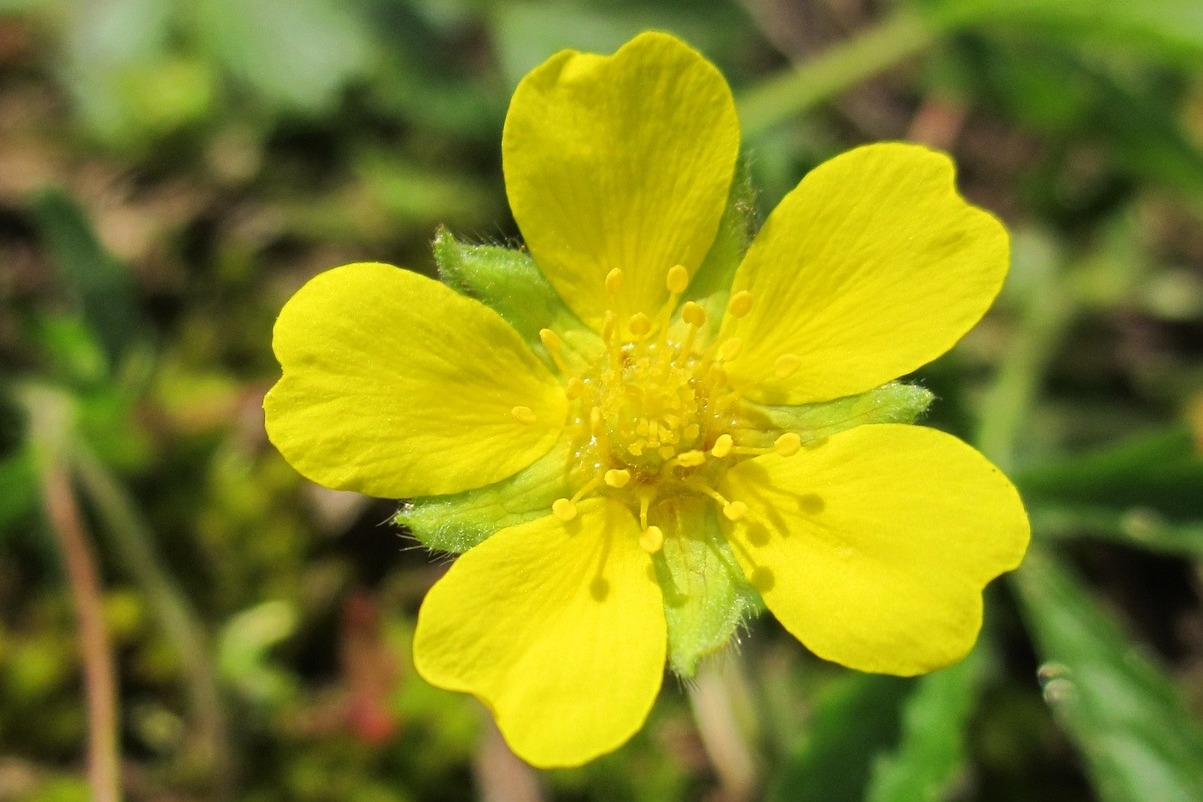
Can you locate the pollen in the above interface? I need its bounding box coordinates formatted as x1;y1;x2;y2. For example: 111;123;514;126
552;498;577;522
628;313;653;338
666;265;689;294
774;353;801;378
711;434;734;458
639;525;665;553
723;501;748;521
774;432;802;457
604;469;631;488
540;264;772;544
681;301;707;328
605;268;625;295
511;405;537;424
727;290;754;318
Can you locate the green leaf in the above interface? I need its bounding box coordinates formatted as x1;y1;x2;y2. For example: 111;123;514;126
397;438;571;554
1017;427;1203;518
652;499;760;677
31;191;144;370
739;383;934;448
771;674;912;802
1014;549;1203;802
866;646;985;802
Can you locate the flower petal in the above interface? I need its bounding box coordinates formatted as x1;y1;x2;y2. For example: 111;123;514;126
264;262;566;498
413;499;666;768
719;424;1029;675
721;143;1010;404
503;31;739;330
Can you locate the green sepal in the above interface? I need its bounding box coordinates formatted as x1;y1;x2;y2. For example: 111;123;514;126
433;227;580;341
652;498;762;678
684;158;757;339
396;436;572;554
738;382;934;448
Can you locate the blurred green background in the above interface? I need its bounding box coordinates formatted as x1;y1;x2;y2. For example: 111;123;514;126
3;0;1203;800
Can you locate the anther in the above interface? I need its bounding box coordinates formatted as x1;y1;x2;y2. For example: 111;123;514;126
639;525;665;553
711;434;734;458
539;328;561;353
774;432;802;457
774;353;801;378
717;337;743;362
727;290;754;318
604;469;631;488
666;265;689;294
605;268;625;295
675;450;706;468
723;501;749;521
511;406;537;424
682;301;707;328
552;498;577;522
628;312;652;338
538;328;570;372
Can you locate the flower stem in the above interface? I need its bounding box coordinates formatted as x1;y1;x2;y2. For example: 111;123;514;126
27;388;122;802
687;656;760;801
72;443;235;798
737;10;947;140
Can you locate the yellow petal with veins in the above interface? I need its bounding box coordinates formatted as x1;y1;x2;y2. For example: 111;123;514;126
264;263;565;498
721;143;1009;404
414;499;666;767
503;32;739;331
720;424;1028;674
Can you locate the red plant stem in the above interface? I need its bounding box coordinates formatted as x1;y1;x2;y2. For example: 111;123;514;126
39;460;122;802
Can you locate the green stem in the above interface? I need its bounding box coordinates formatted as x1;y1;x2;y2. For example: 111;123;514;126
25;387;122;802
72;443;234;798
737;10;947;140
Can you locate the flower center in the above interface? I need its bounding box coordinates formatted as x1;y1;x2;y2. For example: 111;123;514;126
529;266;800;552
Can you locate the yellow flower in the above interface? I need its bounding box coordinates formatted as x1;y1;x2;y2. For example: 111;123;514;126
264;32;1030;768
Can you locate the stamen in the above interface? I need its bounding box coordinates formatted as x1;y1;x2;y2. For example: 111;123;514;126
727;290;754;318
724;501;748;521
695;482;749;522
565;377;584;399
571;475;603;503
711;434;734;458
674;450;706;468
716;337;743;362
511;406;537;424
666;265;689;294
639;525;665;553
774;432;802;457
774;353;801;378
604;469;631;488
681;301;707;328
602;310;618;345
639;492;652;531
605;268;625;296
552;498;577;521
628;312;652;338
538;328;569;373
